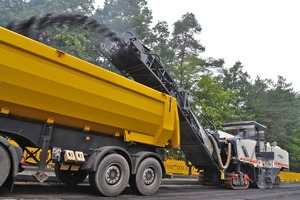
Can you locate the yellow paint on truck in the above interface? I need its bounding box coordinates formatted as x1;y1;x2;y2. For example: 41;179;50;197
0;27;180;148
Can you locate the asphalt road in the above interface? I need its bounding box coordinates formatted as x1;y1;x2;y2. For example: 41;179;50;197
1;181;300;200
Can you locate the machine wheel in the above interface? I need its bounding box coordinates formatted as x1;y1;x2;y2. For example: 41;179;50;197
255;178;273;189
130;157;162;196
198;170;221;186
89;153;130;197
0;145;11;186
273;175;281;187
54;163;87;186
198;172;205;185
224;173;250;189
254;168;273;189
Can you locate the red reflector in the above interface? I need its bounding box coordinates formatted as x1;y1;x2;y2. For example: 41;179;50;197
244;174;249;180
20;157;26;164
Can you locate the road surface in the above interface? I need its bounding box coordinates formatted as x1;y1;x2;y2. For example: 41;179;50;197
1;181;300;200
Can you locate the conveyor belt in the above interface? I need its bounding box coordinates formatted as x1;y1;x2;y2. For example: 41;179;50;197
104;33;220;171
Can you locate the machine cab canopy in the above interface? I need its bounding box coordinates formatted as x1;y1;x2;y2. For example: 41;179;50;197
221;121;266;140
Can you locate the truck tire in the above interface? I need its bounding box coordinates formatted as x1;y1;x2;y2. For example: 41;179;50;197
0;145;11;187
89;153;129;197
130;157;162;196
54;163;87;186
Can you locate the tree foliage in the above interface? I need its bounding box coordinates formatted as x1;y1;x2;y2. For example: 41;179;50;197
169;13;205;89
94;0;152;42
193;75;235;128
148;21;174;69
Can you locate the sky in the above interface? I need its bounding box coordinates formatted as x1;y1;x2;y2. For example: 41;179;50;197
95;0;300;92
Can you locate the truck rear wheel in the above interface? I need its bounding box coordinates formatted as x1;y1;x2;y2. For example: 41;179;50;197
0;145;11;186
54;163;87;186
130;157;162;196
89;153;130;197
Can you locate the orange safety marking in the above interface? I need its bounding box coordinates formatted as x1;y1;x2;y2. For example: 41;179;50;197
241;157;258;164
274;161;289;168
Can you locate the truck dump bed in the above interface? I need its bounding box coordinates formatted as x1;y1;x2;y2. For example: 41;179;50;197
0;27;180;148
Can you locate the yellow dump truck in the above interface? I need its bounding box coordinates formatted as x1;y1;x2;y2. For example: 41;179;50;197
0;27;179;196
0;14;289;197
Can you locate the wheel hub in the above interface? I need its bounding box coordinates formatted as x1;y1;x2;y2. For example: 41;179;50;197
105;165;121;185
143;168;155;185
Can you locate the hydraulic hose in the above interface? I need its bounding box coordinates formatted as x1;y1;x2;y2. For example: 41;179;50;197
208;134;232;170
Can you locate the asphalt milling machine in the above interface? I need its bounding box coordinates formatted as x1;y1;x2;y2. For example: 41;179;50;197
100;29;289;190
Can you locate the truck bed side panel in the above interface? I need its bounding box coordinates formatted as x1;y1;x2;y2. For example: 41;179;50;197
0;27;180;148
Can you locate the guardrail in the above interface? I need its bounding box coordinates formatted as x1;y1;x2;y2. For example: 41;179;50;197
279;172;300;182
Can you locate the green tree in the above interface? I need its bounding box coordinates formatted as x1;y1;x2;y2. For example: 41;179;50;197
0;0;31;23
220;61;254;121
248;76;300;170
50;28;95;61
286;125;300;171
93;0;153;42
247;76;273;120
256;77;298;144
173;56;206;90
193;75;236;128
169;13;205;89
148;21;174;70
0;0;98;65
28;0;95;15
